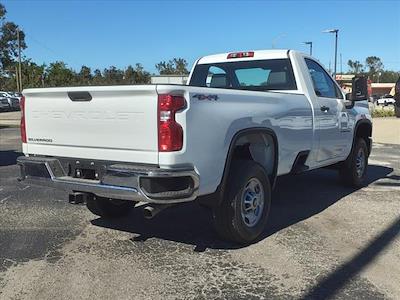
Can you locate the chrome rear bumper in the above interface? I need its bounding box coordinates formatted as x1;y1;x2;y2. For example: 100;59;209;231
17;156;199;204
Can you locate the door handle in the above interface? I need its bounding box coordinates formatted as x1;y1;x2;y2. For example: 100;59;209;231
68;91;92;102
320;106;330;112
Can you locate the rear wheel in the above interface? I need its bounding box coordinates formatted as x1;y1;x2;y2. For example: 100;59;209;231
339;138;368;187
86;196;135;218
212;160;271;244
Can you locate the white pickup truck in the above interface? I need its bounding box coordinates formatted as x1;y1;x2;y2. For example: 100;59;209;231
18;50;372;243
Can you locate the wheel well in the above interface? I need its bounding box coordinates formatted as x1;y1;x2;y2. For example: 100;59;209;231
196;129;278;208
227;130;278;188
355;121;372;155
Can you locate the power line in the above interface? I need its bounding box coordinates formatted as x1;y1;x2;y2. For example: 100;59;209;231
26;32;82;67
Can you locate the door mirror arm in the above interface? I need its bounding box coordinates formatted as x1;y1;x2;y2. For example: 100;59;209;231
344;99;355;109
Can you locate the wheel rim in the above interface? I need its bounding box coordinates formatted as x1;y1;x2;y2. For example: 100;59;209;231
240;178;265;227
355;148;366;178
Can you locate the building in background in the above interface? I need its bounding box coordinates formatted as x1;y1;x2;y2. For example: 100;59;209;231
151;75;189;85
371;83;396;96
336;74;395;97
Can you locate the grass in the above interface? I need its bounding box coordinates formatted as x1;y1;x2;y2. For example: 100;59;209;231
371;106;396;118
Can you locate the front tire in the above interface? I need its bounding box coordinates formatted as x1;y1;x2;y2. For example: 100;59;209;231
86;196;135;218
212;160;271;244
395;104;400;118
339;138;368;187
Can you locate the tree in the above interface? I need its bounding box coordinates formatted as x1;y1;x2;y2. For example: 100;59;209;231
0;3;5;19
155;61;174;75
379;70;400;83
45;61;76;87
124;65;136;84
0;3;27;73
0;58;44;90
173;58;189;75
365;56;383;81
103;66;124;84
347;60;364;74
155;58;189;75
124;63;150;84
78;65;92;85
21;59;45;88
92;69;104;85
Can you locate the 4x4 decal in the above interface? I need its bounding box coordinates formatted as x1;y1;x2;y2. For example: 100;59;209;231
192;94;219;101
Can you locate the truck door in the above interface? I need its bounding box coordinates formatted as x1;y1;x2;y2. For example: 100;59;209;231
305;58;350;162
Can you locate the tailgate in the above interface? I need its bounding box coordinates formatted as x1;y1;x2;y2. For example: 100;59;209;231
23;85;159;164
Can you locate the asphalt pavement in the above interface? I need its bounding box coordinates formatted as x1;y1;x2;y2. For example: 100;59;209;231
0;127;399;299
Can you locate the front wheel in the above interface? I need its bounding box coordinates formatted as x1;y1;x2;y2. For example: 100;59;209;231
395;104;400;118
212;160;271;244
339;138;368;187
86;196;135;218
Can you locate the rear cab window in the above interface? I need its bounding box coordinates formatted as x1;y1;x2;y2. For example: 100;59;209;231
189;59;297;91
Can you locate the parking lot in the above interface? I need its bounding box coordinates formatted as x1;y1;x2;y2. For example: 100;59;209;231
0;126;399;299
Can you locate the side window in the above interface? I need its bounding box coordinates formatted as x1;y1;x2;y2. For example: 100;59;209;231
334;84;344;99
206;66;227;88
305;58;342;99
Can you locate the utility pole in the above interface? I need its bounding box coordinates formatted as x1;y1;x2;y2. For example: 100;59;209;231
17;28;22;92
334;30;338;78
15;66;20;92
323;29;339;78
340;53;342;75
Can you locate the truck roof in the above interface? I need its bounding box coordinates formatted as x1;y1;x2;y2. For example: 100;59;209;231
197;49;298;65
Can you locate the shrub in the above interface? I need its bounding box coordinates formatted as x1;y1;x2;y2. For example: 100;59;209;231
371;106;395;118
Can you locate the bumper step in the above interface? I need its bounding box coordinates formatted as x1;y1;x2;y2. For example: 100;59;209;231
17;156;199;204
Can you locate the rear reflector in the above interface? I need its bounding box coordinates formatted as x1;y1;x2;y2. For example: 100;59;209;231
20;96;27;143
158;94;185;152
227;51;254;59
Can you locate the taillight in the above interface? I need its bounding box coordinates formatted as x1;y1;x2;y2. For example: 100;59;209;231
227;51;254;59
158;94;185;151
20;96;27;143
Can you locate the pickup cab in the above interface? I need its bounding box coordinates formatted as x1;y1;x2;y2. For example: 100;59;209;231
17;50;372;243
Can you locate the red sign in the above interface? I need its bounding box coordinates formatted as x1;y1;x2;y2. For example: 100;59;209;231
367;79;372;97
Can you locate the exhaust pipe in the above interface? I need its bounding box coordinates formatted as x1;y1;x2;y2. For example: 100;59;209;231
143;204;173;219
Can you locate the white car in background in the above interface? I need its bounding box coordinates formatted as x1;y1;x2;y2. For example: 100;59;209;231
0;91;21;111
0;96;10;111
376;94;396;106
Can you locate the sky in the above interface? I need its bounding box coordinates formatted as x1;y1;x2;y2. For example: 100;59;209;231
3;0;400;74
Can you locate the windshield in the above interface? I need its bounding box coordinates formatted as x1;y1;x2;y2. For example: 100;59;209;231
189;59;297;91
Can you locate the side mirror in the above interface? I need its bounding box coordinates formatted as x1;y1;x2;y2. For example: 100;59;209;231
351;76;368;101
395;77;400;101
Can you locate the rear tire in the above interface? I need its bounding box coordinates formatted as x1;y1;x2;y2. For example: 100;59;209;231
86;196;135;218
339;138;368;187
212;160;271;244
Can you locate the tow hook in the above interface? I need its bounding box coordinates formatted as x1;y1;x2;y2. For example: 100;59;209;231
68;192;89;204
143;204;173;219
